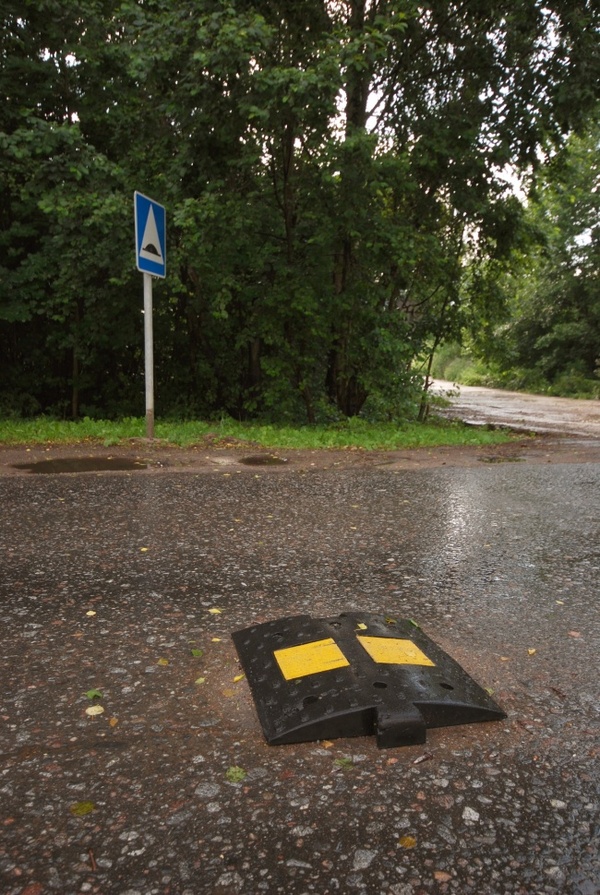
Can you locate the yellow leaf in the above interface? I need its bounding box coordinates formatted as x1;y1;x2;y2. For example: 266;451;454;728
70;801;96;817
501;656;510;661
140;547;149;552
195;677;206;685
233;674;245;683
109;717;119;727
212;637;222;642
399;835;417;849
322;740;334;748
85;610;96;617
528;648;536;656
85;705;104;716
208;608;222;615
222;688;235;698
157;658;169;666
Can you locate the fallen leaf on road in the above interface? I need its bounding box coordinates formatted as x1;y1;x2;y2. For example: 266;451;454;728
233;674;245;683
195;677;206;685
70;801;96;817
190;648;204;657
568;631;581;638
85;705;104;716
109;717;119;727
413;752;433;765
157;658;169;666
399;835;417;849
85;611;96;617
85;689;103;701
226;766;247;783
19;884;44;895
528;648;536;656
208;608;222;615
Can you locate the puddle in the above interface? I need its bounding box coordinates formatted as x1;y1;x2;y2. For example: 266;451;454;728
239;454;288;467
13;457;148;474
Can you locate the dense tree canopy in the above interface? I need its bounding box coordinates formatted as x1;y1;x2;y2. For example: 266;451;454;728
471;118;600;394
1;0;599;420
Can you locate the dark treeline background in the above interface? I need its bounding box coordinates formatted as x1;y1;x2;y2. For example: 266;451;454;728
1;1;598;422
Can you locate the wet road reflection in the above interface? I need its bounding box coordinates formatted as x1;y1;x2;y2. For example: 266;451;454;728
0;463;598;894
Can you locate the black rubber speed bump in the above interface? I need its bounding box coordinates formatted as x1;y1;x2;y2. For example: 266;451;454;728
231;612;506;748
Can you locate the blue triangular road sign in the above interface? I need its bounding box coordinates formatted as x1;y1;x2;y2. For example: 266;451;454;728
135;192;166;278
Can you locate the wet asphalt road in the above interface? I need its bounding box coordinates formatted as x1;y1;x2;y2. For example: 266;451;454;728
1;461;599;895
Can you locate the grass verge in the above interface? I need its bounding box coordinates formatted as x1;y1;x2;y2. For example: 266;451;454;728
0;415;514;451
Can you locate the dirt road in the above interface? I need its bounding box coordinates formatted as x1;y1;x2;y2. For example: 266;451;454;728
433;379;600;438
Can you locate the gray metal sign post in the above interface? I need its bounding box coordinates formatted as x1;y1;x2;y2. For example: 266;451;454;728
134;192;166;439
143;273;155;438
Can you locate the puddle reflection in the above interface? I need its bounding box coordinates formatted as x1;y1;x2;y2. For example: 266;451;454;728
14;457;148;474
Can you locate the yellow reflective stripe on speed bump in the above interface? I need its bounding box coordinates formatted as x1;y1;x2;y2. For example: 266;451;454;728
357;636;435;666
274;635;435;681
274;638;350;680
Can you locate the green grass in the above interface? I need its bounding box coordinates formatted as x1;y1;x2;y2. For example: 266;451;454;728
0;415;514;451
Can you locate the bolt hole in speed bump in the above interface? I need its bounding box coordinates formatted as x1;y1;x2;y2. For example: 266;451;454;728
231;613;506;748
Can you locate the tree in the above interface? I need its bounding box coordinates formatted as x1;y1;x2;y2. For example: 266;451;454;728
0;2;149;416
1;0;599;419
474;116;600;392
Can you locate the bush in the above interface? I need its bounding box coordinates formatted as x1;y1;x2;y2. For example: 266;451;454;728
547;370;600;398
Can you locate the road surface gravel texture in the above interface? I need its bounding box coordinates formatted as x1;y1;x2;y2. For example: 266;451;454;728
0;430;599;893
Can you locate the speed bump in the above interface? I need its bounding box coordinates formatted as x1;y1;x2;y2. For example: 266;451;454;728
231;612;506;748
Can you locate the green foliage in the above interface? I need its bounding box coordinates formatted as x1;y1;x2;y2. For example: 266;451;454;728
471;117;600;394
428;343;490;387
0;415;513;451
1;1;598;420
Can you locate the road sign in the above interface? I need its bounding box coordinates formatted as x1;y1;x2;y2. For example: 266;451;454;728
232;612;506;748
134;191;166;278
